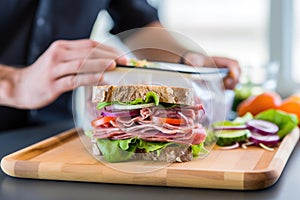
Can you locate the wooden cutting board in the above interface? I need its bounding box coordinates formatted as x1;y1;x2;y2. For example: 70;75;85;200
1;127;299;190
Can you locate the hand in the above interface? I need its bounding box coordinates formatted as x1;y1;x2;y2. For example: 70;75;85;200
1;39;127;109
209;56;241;89
181;52;241;89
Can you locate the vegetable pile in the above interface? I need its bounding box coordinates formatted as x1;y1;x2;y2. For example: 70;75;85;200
236;92;300;125
213;110;298;151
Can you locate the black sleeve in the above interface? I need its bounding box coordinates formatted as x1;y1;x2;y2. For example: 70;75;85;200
107;0;159;35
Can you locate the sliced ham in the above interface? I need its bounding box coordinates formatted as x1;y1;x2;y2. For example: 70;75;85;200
92;104;206;145
93;130;129;139
115;108;152;127
140;108;152;118
116;116;143;127
93;124;206;145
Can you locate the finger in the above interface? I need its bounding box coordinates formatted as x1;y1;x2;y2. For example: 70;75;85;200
212;57;241;74
57;45;127;63
227;64;241;85
89;47;128;61
53;39;99;50
56;48;95;62
54;73;101;93
52;59;116;79
92;43;129;64
46;40;99;63
49;39;128;65
211;57;241;88
62;39;124;57
94;43;121;53
223;70;239;89
116;56;128;65
223;77;235;90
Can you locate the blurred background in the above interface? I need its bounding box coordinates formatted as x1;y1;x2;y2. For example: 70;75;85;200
91;0;299;98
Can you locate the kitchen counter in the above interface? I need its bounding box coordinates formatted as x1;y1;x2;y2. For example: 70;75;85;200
1;120;300;200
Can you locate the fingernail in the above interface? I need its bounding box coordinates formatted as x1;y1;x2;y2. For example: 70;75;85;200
224;78;234;89
117;56;129;65
107;60;116;70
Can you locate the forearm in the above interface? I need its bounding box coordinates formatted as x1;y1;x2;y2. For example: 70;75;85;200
123;21;206;63
122;22;240;89
0;64;21;108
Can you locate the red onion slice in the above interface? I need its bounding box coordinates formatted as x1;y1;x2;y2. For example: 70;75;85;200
219;142;240;150
249;132;280;147
246;119;279;135
241;141;254;149
258;143;275;151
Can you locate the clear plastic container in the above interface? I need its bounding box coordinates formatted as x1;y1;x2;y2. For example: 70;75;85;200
72;27;229;173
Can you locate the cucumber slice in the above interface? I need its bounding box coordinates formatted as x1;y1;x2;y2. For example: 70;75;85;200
215;129;250;146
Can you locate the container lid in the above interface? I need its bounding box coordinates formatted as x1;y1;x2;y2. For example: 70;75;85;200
117;61;228;76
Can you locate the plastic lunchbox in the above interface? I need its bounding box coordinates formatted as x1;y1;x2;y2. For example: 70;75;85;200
73;59;229;173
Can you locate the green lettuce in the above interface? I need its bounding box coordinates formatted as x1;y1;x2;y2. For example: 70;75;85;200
84;130;93;138
145;91;160;106
96;91;160;109
191;143;206;157
136;139;172;153
96;138;137;162
96;102;112;110
96;138;171;162
96;138;205;162
129;98;144;105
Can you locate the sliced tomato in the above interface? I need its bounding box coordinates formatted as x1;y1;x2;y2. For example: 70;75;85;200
91;116;115;128
192;132;207;145
152;116;186;125
165;117;186;125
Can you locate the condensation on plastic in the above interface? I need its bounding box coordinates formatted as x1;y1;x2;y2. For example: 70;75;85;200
72;27;227;173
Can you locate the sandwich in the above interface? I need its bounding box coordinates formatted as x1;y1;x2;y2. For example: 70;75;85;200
87;84;207;163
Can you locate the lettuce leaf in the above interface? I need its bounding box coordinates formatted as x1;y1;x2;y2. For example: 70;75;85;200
129;98;144;105
96;138;137;162
191;143;206;157
255;109;298;139
145;91;160;106
96;91;161;110
84;130;93;138
136;139;172;153
96;102;112;110
96;138;170;162
96;138;204;162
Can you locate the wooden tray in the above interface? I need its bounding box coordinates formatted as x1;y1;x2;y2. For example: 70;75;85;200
1;128;299;190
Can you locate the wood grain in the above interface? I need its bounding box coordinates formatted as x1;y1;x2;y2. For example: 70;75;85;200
1;127;299;190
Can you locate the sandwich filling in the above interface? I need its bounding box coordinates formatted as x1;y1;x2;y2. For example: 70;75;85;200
88;87;207;162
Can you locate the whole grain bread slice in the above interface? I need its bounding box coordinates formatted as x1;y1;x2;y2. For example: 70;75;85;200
92;85;194;105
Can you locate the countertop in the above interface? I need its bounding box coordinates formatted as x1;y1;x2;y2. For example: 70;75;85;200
1;119;300;200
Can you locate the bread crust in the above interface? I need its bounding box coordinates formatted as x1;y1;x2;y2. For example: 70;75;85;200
92;85;194;105
133;146;193;162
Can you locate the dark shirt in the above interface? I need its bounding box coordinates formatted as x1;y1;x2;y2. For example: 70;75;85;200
0;0;158;130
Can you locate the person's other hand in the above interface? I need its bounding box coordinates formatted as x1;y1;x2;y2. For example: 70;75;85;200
6;39;127;109
181;52;241;90
209;56;241;90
